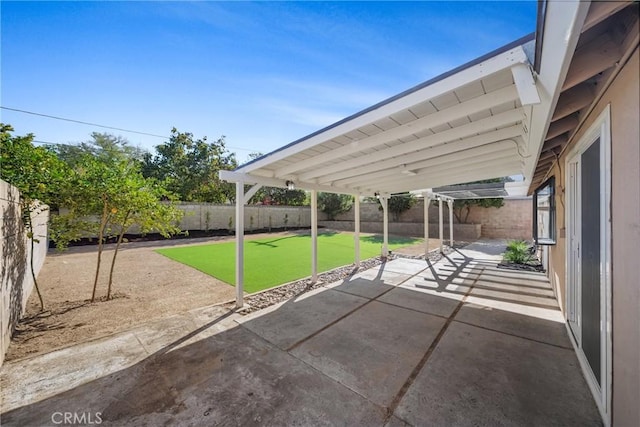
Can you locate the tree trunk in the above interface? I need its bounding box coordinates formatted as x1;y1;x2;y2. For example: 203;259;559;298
24;205;45;311
462;206;472;224
453;207;463;224
107;211;130;300
92;198;109;302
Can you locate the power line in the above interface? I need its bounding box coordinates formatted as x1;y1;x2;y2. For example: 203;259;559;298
1;106;169;139
2;106;259;152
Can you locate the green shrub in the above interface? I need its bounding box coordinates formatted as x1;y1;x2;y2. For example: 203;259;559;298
504;240;530;264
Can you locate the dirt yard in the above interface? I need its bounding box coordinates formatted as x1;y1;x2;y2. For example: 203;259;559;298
6;231;437;362
5;233;265;362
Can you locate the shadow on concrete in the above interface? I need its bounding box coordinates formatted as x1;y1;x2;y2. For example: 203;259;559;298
1;250;602;426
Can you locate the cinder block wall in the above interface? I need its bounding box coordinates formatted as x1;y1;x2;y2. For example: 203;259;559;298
464;198;532;239
128;198;531;240
320;199;532;239
177;204;312;231
1;180;49;366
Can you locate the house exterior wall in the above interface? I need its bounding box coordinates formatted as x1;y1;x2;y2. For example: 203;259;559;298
545;47;639;426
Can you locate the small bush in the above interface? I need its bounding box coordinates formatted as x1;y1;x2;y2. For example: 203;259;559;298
504;240;530;264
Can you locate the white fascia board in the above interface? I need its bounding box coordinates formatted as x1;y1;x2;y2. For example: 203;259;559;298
318;126;523;185
238;46;530;174
339;144;517;188
219;170;363;196
274;84;520;177
522;1;590;183
300;108;523;182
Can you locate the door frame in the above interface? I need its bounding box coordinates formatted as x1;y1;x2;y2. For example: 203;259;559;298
564;105;612;426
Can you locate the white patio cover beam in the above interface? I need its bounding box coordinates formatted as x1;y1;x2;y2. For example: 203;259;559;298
238;45;530;174
362;159;522;194
302;108;523;182
448;199;454;246
243;184;263;202
511;63;541;105
380;196;389;257
343;148;518;189
219;170;363;196
438;199;444;253
318;126;523;185
310;190;318;282
354;196;361;267
274;85;520;177
424;194;430;257
235;181;245;308
333;138;518;187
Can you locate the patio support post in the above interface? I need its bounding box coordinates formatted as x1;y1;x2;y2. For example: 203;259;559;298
424;194;430;257
448;199;454;247
380;195;389;258
354;195;361;267
310;189;318;282
438;197;444;253
235;181;244;308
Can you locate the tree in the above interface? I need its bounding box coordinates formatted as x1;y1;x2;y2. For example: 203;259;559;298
453;198;504;224
105;177;182;299
444;178;508;224
51;132;145;168
250;187;307;205
53;155;136;301
51;137;183;302
386;193;417;221
318;193;353;220
142;128;237;202
0;124;68;310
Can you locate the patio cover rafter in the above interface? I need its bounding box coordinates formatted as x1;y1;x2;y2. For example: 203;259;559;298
273;84;521;178
296;108;525;183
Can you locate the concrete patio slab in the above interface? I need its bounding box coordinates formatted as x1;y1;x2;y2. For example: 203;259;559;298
350;266;412;285
2;240;602;426
398;275;468;302
291;300;446;407
394;321;601;426
378;286;460;318
326;277;395;299
237;287;367;350
0;305;236;413
383;257;429;275
2;325;387;427
456;302;570;348
469;280;560;310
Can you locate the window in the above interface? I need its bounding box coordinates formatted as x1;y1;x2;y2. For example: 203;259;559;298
533;176;556;245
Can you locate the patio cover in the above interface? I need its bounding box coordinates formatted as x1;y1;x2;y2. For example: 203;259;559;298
220;2;590;307
222;35;539;196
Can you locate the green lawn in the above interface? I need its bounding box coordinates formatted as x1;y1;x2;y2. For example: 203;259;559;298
156;232;420;293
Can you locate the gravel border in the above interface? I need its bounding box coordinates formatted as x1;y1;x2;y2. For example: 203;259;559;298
228;242;470;315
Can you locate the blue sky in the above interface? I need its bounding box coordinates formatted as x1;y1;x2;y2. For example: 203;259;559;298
1;1;536;163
